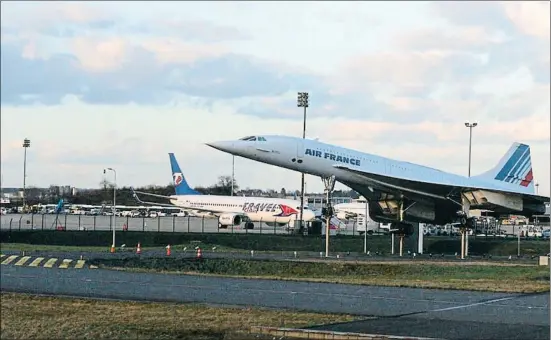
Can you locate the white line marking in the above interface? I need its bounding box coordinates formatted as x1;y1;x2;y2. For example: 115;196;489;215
431;296;516;312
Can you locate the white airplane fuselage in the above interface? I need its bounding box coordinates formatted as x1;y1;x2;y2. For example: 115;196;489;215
206;135;549;225
169;194;315;224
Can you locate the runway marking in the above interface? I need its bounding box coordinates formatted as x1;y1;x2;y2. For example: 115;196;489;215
59;259;73;269
431;296;516;312
43;258;57;268
29;257;44;267
14;256;31;266
75;260;86;269
1;255;18;265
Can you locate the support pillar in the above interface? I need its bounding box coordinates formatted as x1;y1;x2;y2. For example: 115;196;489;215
322;175;336;257
405;222;420;254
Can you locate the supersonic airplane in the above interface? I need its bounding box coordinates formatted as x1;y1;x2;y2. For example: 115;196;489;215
206;135;550;232
132;153;316;229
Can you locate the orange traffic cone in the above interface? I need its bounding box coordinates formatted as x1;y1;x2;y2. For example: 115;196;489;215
166;244;171;256
110;244;115;253
136;242;141;254
196;247;202;259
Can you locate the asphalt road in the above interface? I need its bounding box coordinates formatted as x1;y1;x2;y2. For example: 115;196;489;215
1;265;549;340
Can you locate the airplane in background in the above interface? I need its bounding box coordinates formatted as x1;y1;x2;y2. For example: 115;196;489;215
206;135;550;234
132;153;316;229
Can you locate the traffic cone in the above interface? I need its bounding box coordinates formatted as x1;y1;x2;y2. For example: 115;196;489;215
196;247;202;259
136;242;141;254
110;244;115;253
166;244;171;256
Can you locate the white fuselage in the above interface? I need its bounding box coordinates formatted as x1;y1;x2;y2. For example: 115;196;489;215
169;195;315;224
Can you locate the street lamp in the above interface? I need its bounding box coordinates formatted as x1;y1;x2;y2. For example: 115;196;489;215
463;122;477;259
231;156;235;196
104;167;117;253
22;138;31;210
535;182;539;195
297;92;309;232
464;121;478;177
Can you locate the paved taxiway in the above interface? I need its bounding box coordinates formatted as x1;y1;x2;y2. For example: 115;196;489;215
1;265;548;340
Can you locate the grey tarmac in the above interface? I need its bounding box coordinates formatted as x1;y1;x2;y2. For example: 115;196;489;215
0;265;548;340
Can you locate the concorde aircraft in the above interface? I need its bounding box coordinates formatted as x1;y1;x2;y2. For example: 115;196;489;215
206;135;550;234
132;153;316;229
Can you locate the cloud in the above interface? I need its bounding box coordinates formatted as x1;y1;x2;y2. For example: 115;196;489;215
501;1;550;39
0;2;549;196
1;40;317;105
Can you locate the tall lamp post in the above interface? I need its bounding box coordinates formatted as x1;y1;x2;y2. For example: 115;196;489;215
297;92;309;232
535;182;539;195
104;167;117;253
463;121;477;259
22;138;31;210
231;156;235;196
464;121;478;177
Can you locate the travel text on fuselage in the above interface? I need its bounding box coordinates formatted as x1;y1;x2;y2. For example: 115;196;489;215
243;203;279;213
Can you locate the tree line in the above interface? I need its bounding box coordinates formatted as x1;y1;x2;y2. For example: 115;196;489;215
11;175;359;207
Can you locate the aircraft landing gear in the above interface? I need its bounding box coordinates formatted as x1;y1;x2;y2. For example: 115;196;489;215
455;195;477;259
390;199;416;257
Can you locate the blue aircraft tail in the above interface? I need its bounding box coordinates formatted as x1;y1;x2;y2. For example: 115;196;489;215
473;142;535;192
168;153;202;195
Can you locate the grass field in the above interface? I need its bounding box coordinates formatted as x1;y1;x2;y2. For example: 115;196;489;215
90;257;550;293
0;293;356;340
0;242;245;253
2;230;550;256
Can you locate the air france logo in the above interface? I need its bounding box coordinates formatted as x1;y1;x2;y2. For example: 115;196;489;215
305;148;361;166
173;172;183;186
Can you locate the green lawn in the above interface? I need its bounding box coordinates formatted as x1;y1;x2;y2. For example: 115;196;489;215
90;257;550;293
1;293;355;340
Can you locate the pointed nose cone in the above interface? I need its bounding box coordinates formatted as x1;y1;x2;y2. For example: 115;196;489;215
206;141;235;153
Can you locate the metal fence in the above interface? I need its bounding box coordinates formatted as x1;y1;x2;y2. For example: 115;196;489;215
0;213;366;236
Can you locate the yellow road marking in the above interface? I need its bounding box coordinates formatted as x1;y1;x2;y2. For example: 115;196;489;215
29;257;44;267
74;260;86;269
43;258;57;268
1;255;18;265
59;259;72;269
14;256;31;266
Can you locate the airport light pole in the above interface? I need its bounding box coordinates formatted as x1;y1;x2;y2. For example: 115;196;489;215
22;138;31;210
104;167;117;253
535;182;539;195
464;121;478;177
297;92;309;232
464;122;477;259
231;156;235;196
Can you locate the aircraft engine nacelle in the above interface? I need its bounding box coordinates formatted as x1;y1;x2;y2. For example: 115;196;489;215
218;213;254;229
265;222;288;227
218;213;244;226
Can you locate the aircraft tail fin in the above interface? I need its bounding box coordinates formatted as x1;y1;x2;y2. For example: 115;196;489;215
168;153;202;196
474;142;535;192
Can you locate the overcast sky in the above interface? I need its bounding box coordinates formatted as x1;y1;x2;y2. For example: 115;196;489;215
1;1;549;195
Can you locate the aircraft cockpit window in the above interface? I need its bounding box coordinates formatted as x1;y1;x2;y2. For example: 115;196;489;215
257;137;267;141
239;136;256;141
